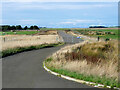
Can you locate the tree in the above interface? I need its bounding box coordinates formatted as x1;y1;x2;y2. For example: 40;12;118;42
2;25;11;31
10;25;16;30
89;26;107;28
30;26;34;30
16;25;22;30
33;25;39;30
24;26;28;30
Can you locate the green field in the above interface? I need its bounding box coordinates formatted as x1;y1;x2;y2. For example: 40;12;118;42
0;31;40;35
75;29;118;39
0;28;70;35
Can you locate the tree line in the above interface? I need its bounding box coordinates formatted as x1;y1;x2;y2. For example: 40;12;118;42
89;26;107;28
1;25;41;31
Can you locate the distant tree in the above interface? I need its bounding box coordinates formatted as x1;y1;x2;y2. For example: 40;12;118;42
16;25;22;30
33;25;39;30
30;26;34;30
2;25;11;31
24;26;28;30
10;25;16;30
89;26;107;28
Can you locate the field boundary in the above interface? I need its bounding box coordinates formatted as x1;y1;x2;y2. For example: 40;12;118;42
43;61;119;89
2;42;64;58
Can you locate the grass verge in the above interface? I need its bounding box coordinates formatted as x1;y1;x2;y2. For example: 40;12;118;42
44;57;120;88
2;42;64;58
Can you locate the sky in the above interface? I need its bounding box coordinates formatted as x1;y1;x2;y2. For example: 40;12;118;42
1;0;119;28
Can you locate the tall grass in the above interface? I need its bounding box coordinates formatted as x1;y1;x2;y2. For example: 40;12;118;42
65;41;116;64
45;40;119;88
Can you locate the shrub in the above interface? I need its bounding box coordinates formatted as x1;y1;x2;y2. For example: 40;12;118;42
64;41;115;64
105;38;110;41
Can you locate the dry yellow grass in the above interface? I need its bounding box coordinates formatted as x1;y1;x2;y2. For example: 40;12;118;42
48;40;118;80
1;35;62;50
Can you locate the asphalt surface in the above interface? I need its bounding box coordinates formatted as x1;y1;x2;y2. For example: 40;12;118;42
2;31;102;88
58;31;83;44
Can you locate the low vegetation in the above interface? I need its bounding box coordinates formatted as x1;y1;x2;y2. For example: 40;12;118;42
1;30;64;57
45;40;119;88
2;42;63;57
1;35;60;50
76;29;118;39
0;30;58;35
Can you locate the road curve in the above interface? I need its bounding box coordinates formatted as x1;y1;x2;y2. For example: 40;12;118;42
3;31;100;88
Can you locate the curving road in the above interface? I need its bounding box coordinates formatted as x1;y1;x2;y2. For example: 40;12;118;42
2;31;101;88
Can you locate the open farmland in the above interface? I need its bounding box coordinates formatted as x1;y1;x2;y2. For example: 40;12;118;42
74;28;118;39
0;30;58;35
1;30;62;50
0;31;39;35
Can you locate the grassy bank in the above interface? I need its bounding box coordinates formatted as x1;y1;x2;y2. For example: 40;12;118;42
44;40;119;88
2;42;64;58
45;58;119;88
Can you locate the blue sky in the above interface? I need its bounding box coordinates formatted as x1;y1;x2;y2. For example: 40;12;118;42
2;1;118;28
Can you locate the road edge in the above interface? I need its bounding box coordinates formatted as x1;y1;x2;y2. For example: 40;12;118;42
2;42;64;58
43;62;119;89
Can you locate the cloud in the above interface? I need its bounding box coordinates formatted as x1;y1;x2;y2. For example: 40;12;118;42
59;19;97;25
60;21;75;24
2;0;119;2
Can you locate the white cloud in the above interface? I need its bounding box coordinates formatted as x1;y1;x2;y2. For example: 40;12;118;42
59;19;97;25
2;0;119;2
60;21;75;24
